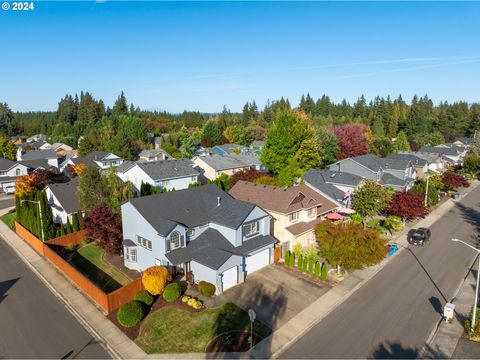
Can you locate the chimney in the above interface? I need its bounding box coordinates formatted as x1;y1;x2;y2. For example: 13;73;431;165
217;196;221;207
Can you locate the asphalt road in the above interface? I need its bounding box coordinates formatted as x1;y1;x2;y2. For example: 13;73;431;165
0;196;14;210
281;188;480;359
0;238;111;359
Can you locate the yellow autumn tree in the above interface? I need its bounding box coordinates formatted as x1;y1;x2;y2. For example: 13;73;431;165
142;266;172;295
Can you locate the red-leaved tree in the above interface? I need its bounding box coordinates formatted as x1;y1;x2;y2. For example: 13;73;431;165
231;169;264;186
441;172;470;190
333;124;370;160
84;204;123;255
388;192;427;220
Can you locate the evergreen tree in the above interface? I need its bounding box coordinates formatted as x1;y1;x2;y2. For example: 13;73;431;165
40;190;55;240
372;118;385;137
72;213;80;232
66;218;73;234
201;119;221;147
395;131;410;152
112;91;129;117
0;103;17;136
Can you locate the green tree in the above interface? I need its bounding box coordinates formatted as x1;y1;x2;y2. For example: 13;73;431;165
352;180;393;216
76;166;110;212
0;103;17;136
209;173;232;191
316;127;339;168
314;261;321;278
372;118;385;137
201;119;221;147
321;263;328;281
464;153;480;174
297;254;303;271
410;180;439;207
66;218;73;234
112;91;129;117
71;213;80;232
395;131;410;152
0;137;18;160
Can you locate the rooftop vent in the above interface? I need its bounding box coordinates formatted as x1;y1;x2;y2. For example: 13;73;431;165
217;196;221;207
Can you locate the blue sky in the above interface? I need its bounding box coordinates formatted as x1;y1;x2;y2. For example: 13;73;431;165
1;1;480;112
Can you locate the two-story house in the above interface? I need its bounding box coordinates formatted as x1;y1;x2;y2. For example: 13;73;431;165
386;153;429;179
45;178;81;224
116;159;200;193
0;158;29;193
329;154;416;191
121;185;277;293
418;145;466;166
229;182;338;257
62;151;123;172
137;149;171;162
17;149;59;168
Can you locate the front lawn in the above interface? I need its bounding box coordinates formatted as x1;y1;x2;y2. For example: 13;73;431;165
71;244;131;293
135;302;271;353
0;211;16;228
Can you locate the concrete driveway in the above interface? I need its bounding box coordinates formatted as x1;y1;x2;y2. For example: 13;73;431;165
208;265;329;330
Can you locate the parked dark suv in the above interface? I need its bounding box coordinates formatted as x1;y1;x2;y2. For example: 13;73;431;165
408;228;431;246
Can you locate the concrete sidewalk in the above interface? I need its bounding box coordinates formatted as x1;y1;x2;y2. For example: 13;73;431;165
252;181;480;359
0;207;146;360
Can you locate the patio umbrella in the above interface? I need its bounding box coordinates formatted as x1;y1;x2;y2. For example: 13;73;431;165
338;208;356;215
325;213;344;220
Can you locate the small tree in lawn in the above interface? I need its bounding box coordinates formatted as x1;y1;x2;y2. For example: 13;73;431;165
441;172;470;191
316;221;388;273
321;263;328;281
84;203;123;255
352;180;393;217
388;192;427;222
142;266;172;295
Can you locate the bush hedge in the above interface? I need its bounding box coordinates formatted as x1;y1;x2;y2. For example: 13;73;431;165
314;261;321;277
117;301;144;327
134;290;153;306
288;253;295;267
284;250;291;265
162;282;182;303
297;254;303;271
321;263;328;281
198;281;216;297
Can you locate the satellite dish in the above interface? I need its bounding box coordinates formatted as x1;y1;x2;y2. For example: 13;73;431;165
248;309;256;322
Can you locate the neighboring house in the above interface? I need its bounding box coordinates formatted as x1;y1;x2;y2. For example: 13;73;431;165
303;168;364;208
64;151;123;171
250;140;265;154
406;152;446;174
45;178;80;224
230;181;338;257
116;159;199;193
418;145;466;166
18;159;52;172
17;149;58;168
329;154;416;191
453;137;473;148
26;134;48;143
121;185;277;293
137;149;171;162
386;153;429;179
0;158;29;193
192;153;266;181
49;143;74;152
212;144;251;155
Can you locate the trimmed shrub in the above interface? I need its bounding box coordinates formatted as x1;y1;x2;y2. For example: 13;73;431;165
284;250;291;265
182;295;191;303
302;258;307;273
134;290;153;306
188;298;197;307
162;282;181;303
289;253;295;267
65;243;75;252
297;254;303;271
198;281;216;297
193;300;202;309
117;301;144;327
142;266;172;295
308;258;314;276
464;307;480;337
321;263;328;281
314;261;321;277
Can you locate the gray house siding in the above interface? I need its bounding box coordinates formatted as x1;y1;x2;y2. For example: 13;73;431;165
329;158;378;181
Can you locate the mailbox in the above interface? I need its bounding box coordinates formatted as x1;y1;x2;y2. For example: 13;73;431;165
444;302;455;322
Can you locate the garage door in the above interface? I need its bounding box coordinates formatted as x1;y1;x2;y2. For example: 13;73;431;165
245;248;270;274
222;266;238;291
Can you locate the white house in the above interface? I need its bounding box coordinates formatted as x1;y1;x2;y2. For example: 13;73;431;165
17;149;58;168
0;158;29;193
45;178;80;224
116;159;200;193
137;149;170;162
62;151;123;172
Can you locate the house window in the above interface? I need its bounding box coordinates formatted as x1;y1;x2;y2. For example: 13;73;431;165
164;180;170;186
0;171;6;176
308;208;316;217
187;228;195;237
16;169;20;176
136;235;152;250
243;221;259;238
130;249;137;262
289;212;299;222
191;176;197;181
169;231;181;250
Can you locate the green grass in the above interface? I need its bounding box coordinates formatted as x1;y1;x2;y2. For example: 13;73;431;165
0;212;16;228
71;244;131;293
135;302;271;354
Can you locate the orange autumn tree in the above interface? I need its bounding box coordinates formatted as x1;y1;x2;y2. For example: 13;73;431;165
142;266;172;295
15;170;53;197
66;163;86;178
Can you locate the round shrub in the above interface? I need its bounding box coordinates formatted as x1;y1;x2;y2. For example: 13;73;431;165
193;300;202;309
117;301;144;327
182;295;191;303
198;281;216;297
162;282;181;303
142;266;172;295
188;298;197;307
134;290;153;306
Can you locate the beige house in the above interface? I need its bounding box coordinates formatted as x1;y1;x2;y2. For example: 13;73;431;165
229;181;339;257
192;154;251;181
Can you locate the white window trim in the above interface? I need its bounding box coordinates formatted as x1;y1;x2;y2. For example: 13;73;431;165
243;221;259;238
289;211;299;223
170;231;181;250
136;235;152;251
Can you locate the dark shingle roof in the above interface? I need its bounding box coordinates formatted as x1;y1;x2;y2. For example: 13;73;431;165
386;153;428;167
165;228;276;269
137;159;199;181
71;151;121;168
379;157;412;171
196;154;251;171
22;150;57;161
47;178;80;214
303;169;349;204
0;158;17;171
349;154;383;172
380;173;412;188
18;159;50;170
418;146;459;156
116;160;136;174
127;184;256;235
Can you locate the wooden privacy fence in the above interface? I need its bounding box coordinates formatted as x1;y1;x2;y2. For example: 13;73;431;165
14;222;143;313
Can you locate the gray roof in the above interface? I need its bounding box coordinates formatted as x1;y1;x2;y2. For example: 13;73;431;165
418;146;459;156
138;149;170;158
71;151;119;168
116;160;136;174
229;153;262;167
408;152;443;164
165;228;276;270
0;158;17;171
18;159;50;170
303;169;357;204
137;159;199;181
386;153;428;167
455;137;473;145
213;144;250;154
380;173;413;188
126;184;256;236
22;149;57;161
349;154;383;172
46;178;80;214
196;154;252;171
379;157;412;171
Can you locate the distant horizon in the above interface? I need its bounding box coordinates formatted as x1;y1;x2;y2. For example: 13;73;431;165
2;1;479;112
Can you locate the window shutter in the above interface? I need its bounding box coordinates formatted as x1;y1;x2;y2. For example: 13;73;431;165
166;238;171;252
181;235;185;247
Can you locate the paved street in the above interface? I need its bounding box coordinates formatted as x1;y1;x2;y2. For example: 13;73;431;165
281;188;480;359
0;196;14;210
0;237;111;359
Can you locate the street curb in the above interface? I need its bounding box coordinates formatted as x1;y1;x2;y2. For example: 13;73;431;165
0;207;121;359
